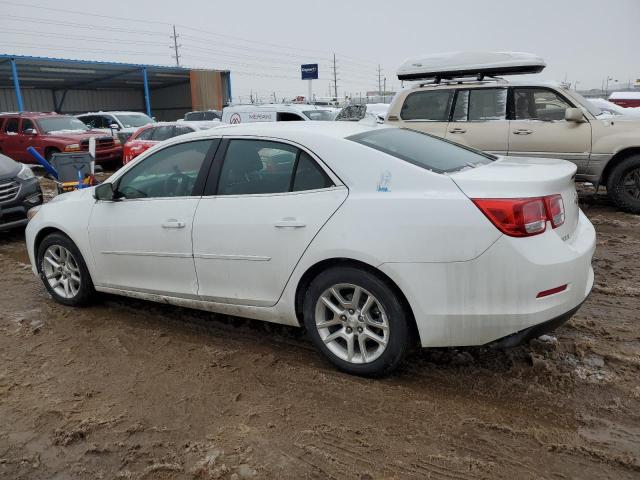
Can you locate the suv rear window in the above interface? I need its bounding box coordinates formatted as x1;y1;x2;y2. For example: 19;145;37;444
348;128;494;174
400;90;453;121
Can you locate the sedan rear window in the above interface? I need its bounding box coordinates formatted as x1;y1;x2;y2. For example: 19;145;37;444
348;128;494;173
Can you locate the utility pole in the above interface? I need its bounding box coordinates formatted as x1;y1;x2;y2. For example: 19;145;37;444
377;64;383;97
383;77;386;102
170;25;181;67
332;53;339;100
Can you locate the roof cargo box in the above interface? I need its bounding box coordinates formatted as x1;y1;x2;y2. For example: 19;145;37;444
397;51;545;81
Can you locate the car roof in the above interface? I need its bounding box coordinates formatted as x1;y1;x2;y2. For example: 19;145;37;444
224;104;333;113
77;111;150;116
0;112;61;118
185;120;381;140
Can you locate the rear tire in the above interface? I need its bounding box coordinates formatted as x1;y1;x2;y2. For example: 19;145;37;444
607;155;640;214
303;266;409;377
37;233;95;306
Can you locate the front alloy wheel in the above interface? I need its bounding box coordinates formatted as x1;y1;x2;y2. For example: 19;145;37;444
607;155;640;214
37;232;95;306
42;245;82;299
315;284;389;364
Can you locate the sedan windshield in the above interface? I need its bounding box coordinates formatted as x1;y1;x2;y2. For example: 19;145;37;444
348;128;494;173
116;114;154;128
303;110;335;121
37;117;89;133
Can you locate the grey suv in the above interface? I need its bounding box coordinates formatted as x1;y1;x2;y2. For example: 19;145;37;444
0;154;43;230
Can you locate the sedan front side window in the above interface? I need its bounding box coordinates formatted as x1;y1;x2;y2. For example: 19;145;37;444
116;140;215;199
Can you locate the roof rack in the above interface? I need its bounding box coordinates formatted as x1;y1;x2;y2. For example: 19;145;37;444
416;75;509;87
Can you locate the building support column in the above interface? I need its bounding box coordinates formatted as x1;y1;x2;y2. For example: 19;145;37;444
142;67;152;117
10;58;24;112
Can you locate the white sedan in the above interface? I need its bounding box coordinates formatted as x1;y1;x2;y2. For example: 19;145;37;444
25;122;595;376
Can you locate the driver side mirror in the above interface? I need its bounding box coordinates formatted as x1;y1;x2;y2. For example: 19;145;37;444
109;123;120;131
24;128;37;136
565;107;585;123
94;182;115;201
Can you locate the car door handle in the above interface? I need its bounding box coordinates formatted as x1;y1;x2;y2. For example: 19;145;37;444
448;127;466;134
274;218;306;228
513;129;533;135
161;220;186;229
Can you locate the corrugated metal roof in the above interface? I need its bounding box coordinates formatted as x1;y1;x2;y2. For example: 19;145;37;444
0;53;228;90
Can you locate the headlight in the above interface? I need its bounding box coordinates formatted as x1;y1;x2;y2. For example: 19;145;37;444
64;144;81;152
27;205;41;220
17;164;35;180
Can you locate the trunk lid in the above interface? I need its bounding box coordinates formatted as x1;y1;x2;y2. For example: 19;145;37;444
450;156;579;240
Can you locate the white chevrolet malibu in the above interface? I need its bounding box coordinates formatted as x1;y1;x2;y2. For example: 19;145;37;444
25;122;595;376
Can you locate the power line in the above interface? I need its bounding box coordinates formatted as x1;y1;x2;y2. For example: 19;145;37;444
1;0;381;70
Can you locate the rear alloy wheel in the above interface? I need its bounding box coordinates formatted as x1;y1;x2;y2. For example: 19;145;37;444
37;233;95;306
607;155;640;214
303;266;409;376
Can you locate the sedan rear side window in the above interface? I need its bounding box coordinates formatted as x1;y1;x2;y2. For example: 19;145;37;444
400;90;453;121
217;139;333;195
348;128;494;174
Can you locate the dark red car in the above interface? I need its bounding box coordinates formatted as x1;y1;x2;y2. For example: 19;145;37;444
0;113;123;167
123;122;206;164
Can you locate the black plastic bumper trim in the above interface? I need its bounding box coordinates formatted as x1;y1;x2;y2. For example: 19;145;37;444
487;301;585;349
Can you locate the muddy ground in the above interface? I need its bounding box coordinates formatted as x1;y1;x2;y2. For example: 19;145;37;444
0;178;639;480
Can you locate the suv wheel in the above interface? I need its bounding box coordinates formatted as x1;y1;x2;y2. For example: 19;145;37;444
607;155;640;214
37;233;95;306
303;266;409;376
45;148;60;162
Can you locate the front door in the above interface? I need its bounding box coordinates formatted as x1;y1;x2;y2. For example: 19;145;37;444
444;88;510;155
508;87;592;170
88;139;217;296
192;138;347;307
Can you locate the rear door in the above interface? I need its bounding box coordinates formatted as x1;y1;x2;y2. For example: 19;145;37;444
445;88;509;155
0;117;21;160
192;137;347;307
508;87;592;170
394;89;453;137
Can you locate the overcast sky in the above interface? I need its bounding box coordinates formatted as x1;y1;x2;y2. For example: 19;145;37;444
2;0;639;102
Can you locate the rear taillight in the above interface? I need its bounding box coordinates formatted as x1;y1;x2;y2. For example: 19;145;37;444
472;195;566;238
544;194;565;228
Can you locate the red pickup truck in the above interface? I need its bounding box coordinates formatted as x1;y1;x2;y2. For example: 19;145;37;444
0;112;123;167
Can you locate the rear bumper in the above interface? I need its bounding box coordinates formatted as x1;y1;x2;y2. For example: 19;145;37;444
91;146;123;164
379;209;596;348
489;301;584;348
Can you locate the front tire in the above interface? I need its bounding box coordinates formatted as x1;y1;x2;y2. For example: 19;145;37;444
303;266;409;376
607;155;640;214
37;233;95;306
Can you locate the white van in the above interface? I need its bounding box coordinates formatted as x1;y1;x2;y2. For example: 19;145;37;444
221;104;335;124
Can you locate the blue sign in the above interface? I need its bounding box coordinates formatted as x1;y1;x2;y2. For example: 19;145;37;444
301;64;319;80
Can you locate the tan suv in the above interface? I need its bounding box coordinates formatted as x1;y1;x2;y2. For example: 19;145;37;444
386;79;640;213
